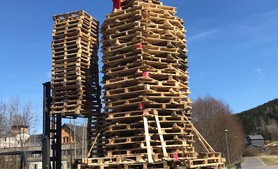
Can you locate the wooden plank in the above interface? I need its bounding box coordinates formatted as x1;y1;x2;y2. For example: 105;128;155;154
154;114;168;158
143;116;154;163
182;113;215;152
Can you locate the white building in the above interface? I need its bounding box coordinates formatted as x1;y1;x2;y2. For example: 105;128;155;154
0;125;30;148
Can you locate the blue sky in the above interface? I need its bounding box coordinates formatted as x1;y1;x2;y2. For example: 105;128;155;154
0;0;277;131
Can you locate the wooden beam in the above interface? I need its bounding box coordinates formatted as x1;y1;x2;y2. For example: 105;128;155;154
154;114;168;158
143;116;154;163
182;113;215;152
87;132;100;158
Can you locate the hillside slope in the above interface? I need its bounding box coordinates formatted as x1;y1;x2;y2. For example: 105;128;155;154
236;98;278;140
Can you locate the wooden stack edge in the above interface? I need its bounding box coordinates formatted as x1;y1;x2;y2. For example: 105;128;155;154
106;109;191;118
53;10;98;23
76;154;225;169
187;152;226;168
53;10;98;38
76;152;225;168
75;159;172;169
51;10;100;117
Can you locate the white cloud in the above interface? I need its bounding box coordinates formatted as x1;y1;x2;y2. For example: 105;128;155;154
255;68;262;75
254;68;266;80
189;29;219;42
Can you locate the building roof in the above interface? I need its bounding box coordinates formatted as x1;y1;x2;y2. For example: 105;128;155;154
11;125;29;128
0;132;21;138
248;135;264;140
0;131;9;137
24;134;42;147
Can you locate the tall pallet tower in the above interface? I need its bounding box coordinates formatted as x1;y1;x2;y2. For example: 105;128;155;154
51;10;103;156
101;0;192;162
79;0;225;169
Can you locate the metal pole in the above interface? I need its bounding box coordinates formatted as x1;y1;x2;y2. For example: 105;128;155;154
42;82;51;169
70;118;73;169
23;152;29;169
225;129;230;165
56;115;62;169
20;154;23;169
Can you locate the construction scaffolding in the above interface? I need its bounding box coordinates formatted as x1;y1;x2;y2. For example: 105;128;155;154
77;0;225;169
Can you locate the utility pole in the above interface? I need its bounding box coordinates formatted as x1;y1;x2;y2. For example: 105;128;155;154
225;129;230;165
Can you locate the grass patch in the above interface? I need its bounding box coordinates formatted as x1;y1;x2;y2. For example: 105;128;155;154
259;155;278;165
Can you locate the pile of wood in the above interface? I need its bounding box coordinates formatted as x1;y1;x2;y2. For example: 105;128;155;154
78;0;225;169
51;11;103;155
51;11;104;160
51;10;101;117
101;0;192;162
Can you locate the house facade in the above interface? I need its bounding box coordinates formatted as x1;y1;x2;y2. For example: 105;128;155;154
247;135;265;150
0;125;30;148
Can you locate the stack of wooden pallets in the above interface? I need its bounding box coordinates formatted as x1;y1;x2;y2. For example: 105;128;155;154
76;0;225;168
102;0;225;168
100;0;194;163
51;10;103;155
51;10;100;117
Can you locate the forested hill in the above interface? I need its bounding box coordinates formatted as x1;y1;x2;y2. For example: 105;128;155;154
236;98;278;140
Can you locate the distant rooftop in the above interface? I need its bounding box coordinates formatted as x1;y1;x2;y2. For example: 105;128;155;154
248;135;264;140
11;125;29;128
24;134;42;147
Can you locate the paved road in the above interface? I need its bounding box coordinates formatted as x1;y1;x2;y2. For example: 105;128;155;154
241;157;265;169
239;157;278;169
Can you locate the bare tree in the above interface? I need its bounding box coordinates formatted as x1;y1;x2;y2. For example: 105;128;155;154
192;96;245;163
0;100;7;133
8;98;34;128
5;97;38;148
0;98;38;168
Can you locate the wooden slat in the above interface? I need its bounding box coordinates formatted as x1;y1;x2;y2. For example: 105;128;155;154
143;116;154;163
154;114;168;158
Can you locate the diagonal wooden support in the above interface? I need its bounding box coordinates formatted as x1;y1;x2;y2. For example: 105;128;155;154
182;113;215;152
87;132;101;158
154;114;169;158
143;116;154;163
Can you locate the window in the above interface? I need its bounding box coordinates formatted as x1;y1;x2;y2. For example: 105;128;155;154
63;136;69;143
